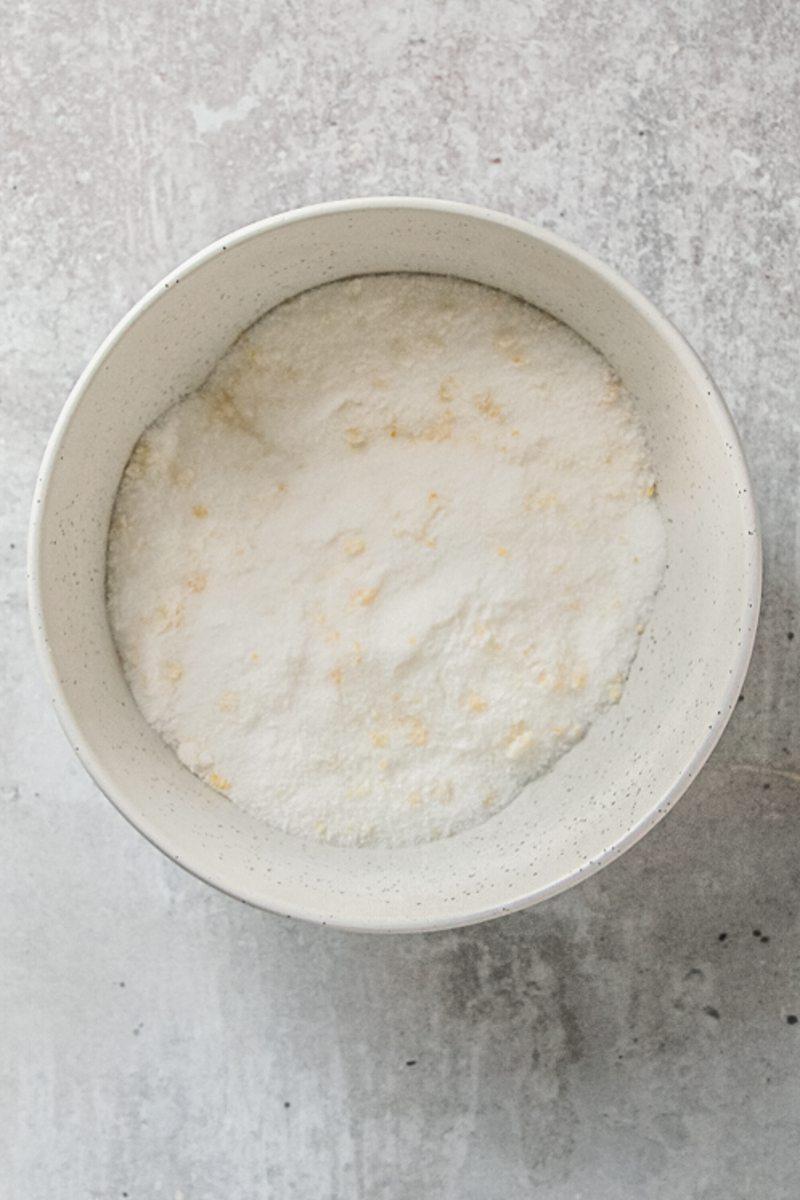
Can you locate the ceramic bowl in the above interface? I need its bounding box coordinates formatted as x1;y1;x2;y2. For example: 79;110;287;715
28;198;761;932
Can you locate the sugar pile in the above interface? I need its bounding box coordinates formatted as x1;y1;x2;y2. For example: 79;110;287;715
107;274;666;848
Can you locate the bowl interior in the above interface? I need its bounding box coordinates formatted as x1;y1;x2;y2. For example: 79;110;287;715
30;202;759;931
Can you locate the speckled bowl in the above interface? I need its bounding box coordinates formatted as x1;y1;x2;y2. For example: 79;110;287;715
28;198;761;932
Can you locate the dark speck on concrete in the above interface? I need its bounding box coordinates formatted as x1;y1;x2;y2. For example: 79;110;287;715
703;1006;721;1020
788;631;794;641
753;929;762;938
284;1101;291;1108
761;935;770;944
718;932;728;942
787;1015;798;1026
405;1059;417;1066
737;694;744;703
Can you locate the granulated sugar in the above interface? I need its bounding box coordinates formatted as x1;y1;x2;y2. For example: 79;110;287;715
107;274;666;848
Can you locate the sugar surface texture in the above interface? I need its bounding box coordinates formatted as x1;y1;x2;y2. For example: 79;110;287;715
107;274;666;848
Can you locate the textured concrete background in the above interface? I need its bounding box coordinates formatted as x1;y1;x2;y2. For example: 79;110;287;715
3;2;800;1197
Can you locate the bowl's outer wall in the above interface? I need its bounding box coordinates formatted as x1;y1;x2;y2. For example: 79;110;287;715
29;200;761;931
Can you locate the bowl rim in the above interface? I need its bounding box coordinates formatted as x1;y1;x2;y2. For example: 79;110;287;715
28;196;762;933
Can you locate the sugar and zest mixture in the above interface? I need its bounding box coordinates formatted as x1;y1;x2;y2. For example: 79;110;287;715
107;274;666;848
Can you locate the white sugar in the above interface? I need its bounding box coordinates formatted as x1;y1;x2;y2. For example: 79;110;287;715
107;274;666;847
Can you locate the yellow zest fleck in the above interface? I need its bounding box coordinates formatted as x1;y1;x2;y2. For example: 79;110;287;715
390;426;398;439
408;636;418;646
351;587;379;607
276;481;288;493
603;375;622;404
505;721;528;747
154;601;185;632
539;663;585;693
208;771;231;792
343;534;366;557
506;720;537;758
346;426;366;448
371;731;388;749
608;677;623;704
508;729;536;761
511;429;520;438
475;391;506;422
645;482;658;498
635;623;645;636
249;652;260;663
163;660;184;683
186;571;207;593
192;503;208;519
329;667;344;687
210;392;237;425
428;490;439;503
438;377;456;403
407;791;422;809
127;440;153;479
419;411;455;442
525;491;559;512
497;546;509;558
405;718;429;747
511;354;526;365
218;691;239;714
482;791;497;810
474;623;502;654
466;692;488;714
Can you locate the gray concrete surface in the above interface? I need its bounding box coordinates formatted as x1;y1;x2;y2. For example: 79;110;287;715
3;1;799;1196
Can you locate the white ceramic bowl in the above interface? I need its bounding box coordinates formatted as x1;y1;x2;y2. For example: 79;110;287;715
29;198;760;932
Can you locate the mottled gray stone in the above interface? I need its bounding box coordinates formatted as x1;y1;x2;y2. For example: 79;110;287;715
2;1;799;1196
